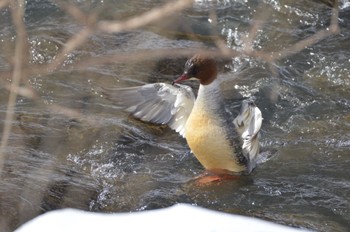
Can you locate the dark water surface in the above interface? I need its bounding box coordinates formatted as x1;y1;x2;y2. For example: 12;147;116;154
1;0;350;231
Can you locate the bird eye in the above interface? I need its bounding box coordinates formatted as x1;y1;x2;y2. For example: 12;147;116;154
189;65;198;76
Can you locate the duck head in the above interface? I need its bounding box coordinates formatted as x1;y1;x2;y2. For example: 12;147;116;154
173;54;218;85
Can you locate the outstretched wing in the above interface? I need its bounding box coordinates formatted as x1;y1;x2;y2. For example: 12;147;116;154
233;99;263;172
102;83;195;137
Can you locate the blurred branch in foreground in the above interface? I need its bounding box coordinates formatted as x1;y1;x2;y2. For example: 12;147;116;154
0;0;9;9
0;0;28;171
47;0;193;72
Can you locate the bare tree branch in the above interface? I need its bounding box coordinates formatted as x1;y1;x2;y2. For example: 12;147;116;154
243;4;273;53
37;0;193;73
67;48;238;70
271;0;340;61
0;0;28;171
0;0;9;9
208;8;233;57
47;27;92;71
53;0;91;25
97;0;193;33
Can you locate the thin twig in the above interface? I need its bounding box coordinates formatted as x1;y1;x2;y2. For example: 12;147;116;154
271;1;340;61
208;8;233;56
47;27;93;72
52;0;90;25
243;4;273;53
67;48;238;70
26;48;240;77
0;0;27;172
4;82;98;126
329;0;340;33
97;0;193;33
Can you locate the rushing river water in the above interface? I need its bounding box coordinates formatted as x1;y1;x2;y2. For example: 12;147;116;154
1;0;350;231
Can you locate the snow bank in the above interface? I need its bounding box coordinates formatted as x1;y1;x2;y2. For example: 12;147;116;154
16;204;307;232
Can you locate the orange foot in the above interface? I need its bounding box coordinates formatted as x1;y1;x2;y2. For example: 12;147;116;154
195;172;240;185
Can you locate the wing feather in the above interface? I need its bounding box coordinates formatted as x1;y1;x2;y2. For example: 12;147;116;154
233;99;263;172
103;83;195;137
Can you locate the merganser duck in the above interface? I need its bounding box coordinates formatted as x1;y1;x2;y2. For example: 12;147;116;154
103;54;263;176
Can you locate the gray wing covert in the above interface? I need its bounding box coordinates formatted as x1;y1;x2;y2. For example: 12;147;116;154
103;83;195;137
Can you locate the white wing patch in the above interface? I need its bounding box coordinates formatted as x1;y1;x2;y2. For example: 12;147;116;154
233;99;263;172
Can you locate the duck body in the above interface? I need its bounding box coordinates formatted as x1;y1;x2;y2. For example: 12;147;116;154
185;79;246;173
103;54;262;175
